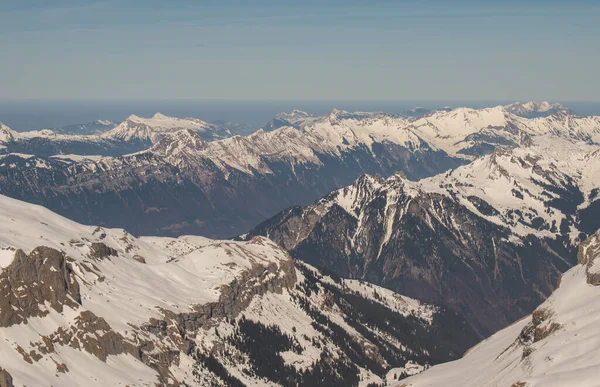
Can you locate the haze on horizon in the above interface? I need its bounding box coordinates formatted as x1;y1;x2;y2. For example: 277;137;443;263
1;0;600;102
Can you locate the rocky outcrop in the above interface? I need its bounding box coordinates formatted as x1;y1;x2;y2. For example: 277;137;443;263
16;245;297;385
0;368;13;387
89;242;118;260
136;254;297;382
0;247;81;327
577;231;600;285
31;310;140;363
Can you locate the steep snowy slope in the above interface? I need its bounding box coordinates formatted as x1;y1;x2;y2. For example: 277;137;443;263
0;194;476;386
0;122;16;144
244;137;600;336
102;112;231;143
398;229;600;387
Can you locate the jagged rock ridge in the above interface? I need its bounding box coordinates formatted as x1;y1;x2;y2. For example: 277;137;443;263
244;137;600;336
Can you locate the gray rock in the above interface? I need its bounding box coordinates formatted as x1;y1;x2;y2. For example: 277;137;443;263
0;247;81;327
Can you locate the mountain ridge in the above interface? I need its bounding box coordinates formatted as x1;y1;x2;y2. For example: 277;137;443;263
0;193;476;386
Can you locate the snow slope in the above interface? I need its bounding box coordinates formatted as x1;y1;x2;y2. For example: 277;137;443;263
0;194;472;386
397;229;600;387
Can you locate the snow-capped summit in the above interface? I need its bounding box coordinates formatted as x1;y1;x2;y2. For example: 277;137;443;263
102;113;231;143
264;109;320;131
403;106;453;118
149;129;210;168
0;122;16;144
505;100;572;118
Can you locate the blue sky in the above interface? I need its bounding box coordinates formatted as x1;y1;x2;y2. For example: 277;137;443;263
1;0;599;101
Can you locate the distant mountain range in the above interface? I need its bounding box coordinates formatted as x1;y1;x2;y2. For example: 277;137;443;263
53;119;118;135
0;102;599;238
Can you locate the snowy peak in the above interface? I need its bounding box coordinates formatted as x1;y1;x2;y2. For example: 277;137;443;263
103;113;231;143
55;119;117;135
150;129;209;161
264;109;319;131
505;100;572;118
0;122;16;143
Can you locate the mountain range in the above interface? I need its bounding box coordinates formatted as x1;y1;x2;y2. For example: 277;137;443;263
0;101;599;386
1;102;598;239
243;136;600;336
0;193;475;386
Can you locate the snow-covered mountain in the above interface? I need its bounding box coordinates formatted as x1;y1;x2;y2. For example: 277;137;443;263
0;194;476;386
0;122;16;143
0;122;135;157
406;105;600;156
0;110;462;238
54;119;118;135
0;114;232;158
2;103;600;238
398;229;600;387
504;100;572;118
264;110;320;131
243;137;600;336
402;106;452;119
102;112;231;143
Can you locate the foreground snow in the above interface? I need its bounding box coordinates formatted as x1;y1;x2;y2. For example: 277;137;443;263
0;194;469;386
397;230;600;387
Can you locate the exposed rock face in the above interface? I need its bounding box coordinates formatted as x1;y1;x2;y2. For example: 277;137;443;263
0;368;13;387
89;242;118;260
577;230;600;285
4;242;298;385
244;142;600;337
0;132;463;238
0;247;81;327
133;254;298;382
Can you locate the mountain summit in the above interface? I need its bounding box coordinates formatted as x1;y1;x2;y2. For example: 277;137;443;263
504;101;572;118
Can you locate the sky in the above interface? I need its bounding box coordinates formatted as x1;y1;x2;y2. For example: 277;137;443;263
1;0;600;102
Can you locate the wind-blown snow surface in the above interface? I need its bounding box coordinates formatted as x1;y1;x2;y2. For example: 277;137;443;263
0;194;472;386
397;230;600;387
